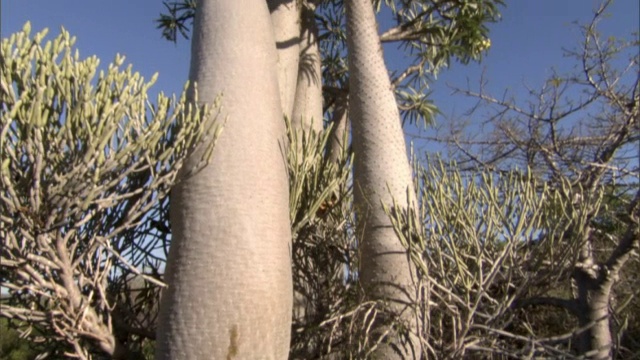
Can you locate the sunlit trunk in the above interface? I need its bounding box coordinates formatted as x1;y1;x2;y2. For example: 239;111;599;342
346;0;422;358
269;0;300;120
155;1;293;358
291;6;324;134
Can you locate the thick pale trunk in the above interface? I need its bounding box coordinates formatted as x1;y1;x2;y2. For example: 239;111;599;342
328;94;350;163
346;0;422;358
291;6;324;134
155;1;293;359
268;0;300;120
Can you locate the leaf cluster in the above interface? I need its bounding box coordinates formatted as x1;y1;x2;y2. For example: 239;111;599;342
0;23;220;358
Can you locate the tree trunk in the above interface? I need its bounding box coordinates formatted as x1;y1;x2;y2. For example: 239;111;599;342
328;93;350;164
587;290;613;360
575;268;614;360
291;6;324;134
268;0;300;120
346;0;422;358
155;1;293;359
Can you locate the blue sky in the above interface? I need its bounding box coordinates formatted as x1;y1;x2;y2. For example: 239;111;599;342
2;0;638;153
422;0;638;116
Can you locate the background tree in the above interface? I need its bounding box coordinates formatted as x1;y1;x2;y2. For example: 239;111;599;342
0;23;219;359
385;159;575;358
269;0;301;121
419;1;639;357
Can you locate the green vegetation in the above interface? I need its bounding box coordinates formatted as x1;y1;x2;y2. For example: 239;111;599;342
0;318;37;360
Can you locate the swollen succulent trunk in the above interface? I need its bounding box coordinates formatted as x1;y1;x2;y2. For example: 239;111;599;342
155;1;293;359
346;0;422;358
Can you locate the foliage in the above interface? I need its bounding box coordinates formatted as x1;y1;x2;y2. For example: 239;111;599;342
0;318;39;360
421;0;639;357
0;23;220;359
156;0;196;42
284;121;358;359
386;159;589;357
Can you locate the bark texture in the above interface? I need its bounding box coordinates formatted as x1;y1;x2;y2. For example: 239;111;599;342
155;1;293;359
291;6;324;134
346;0;422;358
269;0;300;120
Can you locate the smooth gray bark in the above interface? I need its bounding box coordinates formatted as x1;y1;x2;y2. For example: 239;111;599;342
155;1;293;359
346;0;422;358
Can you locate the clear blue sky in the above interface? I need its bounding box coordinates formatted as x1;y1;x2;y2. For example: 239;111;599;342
2;0;638;152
